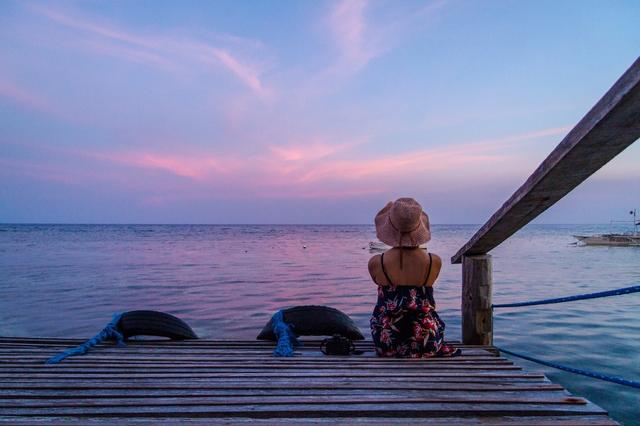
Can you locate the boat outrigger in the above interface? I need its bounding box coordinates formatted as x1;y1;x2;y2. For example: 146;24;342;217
368;241;427;252
573;209;640;246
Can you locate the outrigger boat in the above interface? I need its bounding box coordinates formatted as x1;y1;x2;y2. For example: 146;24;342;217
368;241;428;251
574;209;640;246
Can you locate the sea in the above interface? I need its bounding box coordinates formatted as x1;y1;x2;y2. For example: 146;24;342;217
0;224;638;424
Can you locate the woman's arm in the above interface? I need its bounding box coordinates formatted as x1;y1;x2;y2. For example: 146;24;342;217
368;255;381;286
426;253;443;286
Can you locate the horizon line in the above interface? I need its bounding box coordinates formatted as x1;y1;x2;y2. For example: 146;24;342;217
0;222;621;226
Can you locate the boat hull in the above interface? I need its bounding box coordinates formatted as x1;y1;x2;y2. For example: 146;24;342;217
573;234;640;246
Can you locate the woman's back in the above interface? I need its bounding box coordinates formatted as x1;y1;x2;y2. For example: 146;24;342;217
368;248;442;287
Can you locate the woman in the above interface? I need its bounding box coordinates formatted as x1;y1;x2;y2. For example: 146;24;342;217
369;197;460;358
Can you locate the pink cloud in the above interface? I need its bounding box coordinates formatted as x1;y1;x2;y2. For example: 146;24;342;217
6;124;569;200
268;140;360;162
324;0;446;76
91;151;239;180
79;39;178;73
211;48;271;99
327;0;378;73
31;6;158;49
330;0;369;62
286;126;572;183
28;5;272;98
84;125;569;194
0;78;71;121
0;158;76;184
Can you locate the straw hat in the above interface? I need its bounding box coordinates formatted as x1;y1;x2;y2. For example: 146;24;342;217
375;198;431;247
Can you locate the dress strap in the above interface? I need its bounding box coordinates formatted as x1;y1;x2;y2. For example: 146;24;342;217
424;253;433;286
380;253;394;285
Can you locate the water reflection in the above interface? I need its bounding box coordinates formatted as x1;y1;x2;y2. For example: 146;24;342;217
0;223;638;424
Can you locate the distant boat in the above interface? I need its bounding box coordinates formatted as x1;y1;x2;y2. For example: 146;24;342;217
573;209;640;246
368;241;428;252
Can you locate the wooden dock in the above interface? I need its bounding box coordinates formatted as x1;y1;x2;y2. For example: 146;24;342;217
0;337;617;424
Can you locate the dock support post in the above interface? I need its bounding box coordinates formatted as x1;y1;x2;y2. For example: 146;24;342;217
462;254;493;345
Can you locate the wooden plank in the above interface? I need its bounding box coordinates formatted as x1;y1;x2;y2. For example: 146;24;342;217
0;338;483;349
0;348;498;356
0;361;516;368
0;357;509;364
0;401;606;417
0;380;557;391
0;365;523;373
0;394;590;408
0;415;619;425
0;388;571;399
452;56;640;263
0;382;565;392
0;374;547;382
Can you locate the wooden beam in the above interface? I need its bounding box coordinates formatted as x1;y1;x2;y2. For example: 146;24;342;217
462;255;493;345
452;56;640;264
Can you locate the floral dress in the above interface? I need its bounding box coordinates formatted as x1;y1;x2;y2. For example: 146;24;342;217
370;253;460;358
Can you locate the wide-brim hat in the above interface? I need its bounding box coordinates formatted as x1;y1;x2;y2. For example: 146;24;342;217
375;198;431;247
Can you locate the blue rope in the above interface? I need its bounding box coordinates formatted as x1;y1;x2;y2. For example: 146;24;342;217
498;346;640;390
493;284;640;309
45;313;126;364
271;310;300;357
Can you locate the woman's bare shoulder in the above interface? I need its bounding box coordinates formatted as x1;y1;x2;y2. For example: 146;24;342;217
368;254;381;274
425;252;443;285
369;254;380;285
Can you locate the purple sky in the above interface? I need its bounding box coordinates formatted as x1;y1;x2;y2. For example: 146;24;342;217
1;1;639;224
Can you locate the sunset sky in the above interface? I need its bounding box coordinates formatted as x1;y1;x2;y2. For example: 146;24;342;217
1;0;639;224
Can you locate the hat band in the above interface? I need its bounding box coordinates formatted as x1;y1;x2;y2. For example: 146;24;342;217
388;215;422;235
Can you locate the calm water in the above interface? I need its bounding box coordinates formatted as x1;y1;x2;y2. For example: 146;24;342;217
0;224;638;424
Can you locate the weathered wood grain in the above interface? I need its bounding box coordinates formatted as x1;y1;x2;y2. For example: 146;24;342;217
452;56;640;264
462;254;493;345
0;415;618;425
0;388;571;399
0;338;615;424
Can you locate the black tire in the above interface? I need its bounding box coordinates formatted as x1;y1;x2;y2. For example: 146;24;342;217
118;310;198;340
257;305;364;341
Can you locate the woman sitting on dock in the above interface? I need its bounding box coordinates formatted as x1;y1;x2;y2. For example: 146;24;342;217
369;198;460;358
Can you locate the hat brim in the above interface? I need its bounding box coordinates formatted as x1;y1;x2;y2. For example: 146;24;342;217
375;203;431;247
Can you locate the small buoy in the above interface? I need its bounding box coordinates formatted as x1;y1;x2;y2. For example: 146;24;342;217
303;245;307;249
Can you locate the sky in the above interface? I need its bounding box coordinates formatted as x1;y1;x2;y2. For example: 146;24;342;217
1;0;639;224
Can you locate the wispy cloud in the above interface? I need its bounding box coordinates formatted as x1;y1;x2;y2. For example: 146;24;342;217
1;124;571;202
328;0;374;71
324;0;446;75
28;4;273;98
90;151;239;180
268;139;363;162
0;77;71;121
211;48;271;98
81;125;570;195
298;125;572;183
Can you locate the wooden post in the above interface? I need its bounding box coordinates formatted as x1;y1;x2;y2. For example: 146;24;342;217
462;254;493;345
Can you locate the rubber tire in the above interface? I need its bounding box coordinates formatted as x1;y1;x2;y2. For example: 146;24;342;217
257;305;364;341
118;310;198;340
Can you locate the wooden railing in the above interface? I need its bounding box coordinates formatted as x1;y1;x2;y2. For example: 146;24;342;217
453;56;640;345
